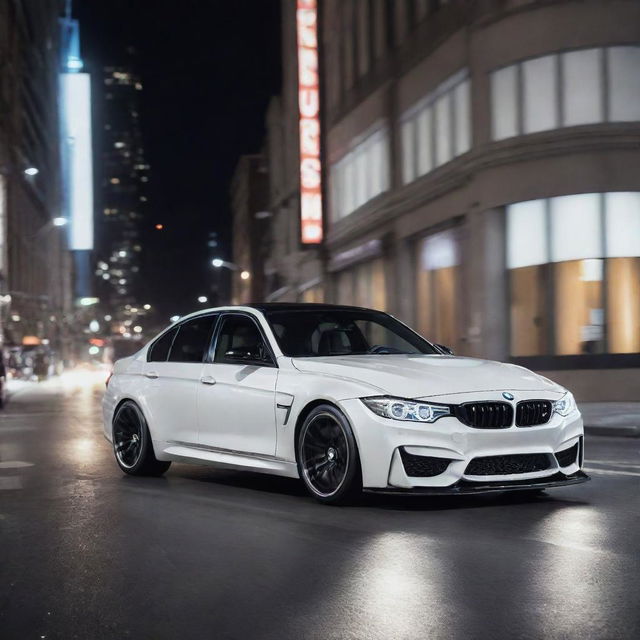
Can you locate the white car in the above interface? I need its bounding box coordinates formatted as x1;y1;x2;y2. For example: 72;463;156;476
103;304;589;504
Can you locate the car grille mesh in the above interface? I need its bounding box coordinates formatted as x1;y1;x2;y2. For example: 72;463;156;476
465;453;551;476
454;402;513;429
516;400;553;427
399;449;451;477
555;442;579;467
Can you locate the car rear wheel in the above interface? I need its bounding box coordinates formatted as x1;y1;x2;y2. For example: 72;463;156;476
297;404;361;505
112;400;171;476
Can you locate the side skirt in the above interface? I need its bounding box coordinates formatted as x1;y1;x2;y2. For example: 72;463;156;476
163;441;300;479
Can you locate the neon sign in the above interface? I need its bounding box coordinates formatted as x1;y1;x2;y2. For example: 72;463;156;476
297;0;323;244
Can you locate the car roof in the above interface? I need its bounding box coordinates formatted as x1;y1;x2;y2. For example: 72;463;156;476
245;302;379;313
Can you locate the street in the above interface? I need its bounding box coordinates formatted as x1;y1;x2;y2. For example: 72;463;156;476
1;372;639;640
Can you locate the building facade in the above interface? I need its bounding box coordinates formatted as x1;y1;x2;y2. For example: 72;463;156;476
230;154;270;304
0;0;73;357
263;0;324;304
95;51;150;326
264;0;640;401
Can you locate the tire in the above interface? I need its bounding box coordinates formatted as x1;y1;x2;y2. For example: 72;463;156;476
297;404;362;505
112;400;171;476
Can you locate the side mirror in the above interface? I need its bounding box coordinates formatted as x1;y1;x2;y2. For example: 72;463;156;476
435;344;454;356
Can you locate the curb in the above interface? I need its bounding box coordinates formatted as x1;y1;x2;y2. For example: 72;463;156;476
584;425;640;438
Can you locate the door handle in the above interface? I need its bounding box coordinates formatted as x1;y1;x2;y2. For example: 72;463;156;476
200;375;216;385
144;371;159;379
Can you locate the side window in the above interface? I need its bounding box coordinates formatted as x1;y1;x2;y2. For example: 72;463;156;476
214;315;273;365
148;327;178;362
168;315;217;363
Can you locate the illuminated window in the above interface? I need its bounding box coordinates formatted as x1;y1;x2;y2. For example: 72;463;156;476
400;71;471;184
507;192;640;355
522;55;557;133
330;126;390;220
491;46;640;141
335;258;386;311
415;229;462;352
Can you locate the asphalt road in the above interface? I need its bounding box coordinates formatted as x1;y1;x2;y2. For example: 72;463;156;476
1;371;639;640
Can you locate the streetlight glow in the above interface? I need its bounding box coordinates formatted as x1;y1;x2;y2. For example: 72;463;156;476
170;315;181;323
212;258;224;268
24;167;39;176
197;296;208;303
53;217;68;227
240;270;250;280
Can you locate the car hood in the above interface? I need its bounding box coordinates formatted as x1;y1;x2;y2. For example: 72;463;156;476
290;354;563;399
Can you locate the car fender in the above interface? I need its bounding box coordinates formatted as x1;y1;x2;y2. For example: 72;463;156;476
274;363;383;462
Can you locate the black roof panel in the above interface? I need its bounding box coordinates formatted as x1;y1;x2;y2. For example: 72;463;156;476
246;302;380;313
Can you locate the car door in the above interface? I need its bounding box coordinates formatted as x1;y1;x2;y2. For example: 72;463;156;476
142;314;218;447
197;313;278;456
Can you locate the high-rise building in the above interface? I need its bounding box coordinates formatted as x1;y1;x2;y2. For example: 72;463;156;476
0;0;73;358
230;154;269;304
264;0;640;402
96;51;150;325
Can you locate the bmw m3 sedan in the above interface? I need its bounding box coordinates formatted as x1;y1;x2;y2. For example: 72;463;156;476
103;304;589;504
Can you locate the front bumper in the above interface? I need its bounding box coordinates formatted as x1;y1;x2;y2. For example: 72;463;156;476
340;390;587;491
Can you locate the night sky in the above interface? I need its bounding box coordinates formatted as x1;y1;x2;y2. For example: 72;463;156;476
75;0;282;323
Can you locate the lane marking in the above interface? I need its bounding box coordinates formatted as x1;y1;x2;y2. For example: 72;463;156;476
0;461;34;469
585;467;640;478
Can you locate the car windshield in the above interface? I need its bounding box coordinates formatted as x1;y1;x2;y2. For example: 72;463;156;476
264;308;438;357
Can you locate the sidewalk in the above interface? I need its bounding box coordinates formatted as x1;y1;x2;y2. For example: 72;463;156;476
580;403;640;438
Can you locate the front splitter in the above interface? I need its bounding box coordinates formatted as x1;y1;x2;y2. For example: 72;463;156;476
364;470;590;495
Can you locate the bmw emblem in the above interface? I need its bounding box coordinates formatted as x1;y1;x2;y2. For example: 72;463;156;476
502;392;515;401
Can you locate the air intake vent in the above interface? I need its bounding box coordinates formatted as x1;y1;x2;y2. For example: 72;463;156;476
465;453;551;476
399;449;451;477
555;442;579;467
454;402;513;429
516;400;552;427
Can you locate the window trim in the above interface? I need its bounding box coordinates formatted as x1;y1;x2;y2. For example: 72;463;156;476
147;312;219;364
209;312;278;368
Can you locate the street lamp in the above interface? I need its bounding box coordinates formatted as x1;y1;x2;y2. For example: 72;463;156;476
211;258;249;277
24;167;39;176
197;295;208;303
53;217;68;227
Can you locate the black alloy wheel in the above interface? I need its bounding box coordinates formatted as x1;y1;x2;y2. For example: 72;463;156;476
298;404;361;504
112;400;171;476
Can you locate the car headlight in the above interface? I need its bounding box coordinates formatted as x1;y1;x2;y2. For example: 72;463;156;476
360;396;451;423
553;391;576;417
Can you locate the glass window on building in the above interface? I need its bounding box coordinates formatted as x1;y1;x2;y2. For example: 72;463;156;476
335;258;386;311
561;48;603;126
607;46;640;122
522;55;558;134
507;192;640;356
491;65;518;141
415;229;461;351
401;119;416;184
330;126;390;220
300;284;324;303
491;45;640;140
399;71;471;185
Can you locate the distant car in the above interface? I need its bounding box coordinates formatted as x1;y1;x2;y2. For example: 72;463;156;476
103;304;589;504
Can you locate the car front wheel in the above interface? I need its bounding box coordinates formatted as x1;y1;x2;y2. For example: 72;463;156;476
112;400;171;476
297;404;362;505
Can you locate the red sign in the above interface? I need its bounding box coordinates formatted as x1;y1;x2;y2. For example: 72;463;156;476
297;0;323;244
